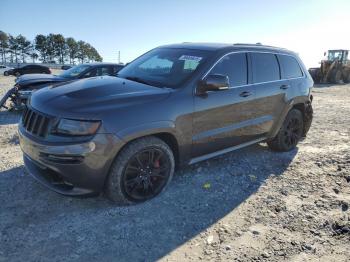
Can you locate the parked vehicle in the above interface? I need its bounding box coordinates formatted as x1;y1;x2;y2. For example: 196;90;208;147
0;63;124;110
4;64;51;76
0;65;14;75
61;65;72;70
18;43;314;204
309;49;350;84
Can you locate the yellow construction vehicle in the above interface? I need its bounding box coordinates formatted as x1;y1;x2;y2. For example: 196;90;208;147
309;49;350;84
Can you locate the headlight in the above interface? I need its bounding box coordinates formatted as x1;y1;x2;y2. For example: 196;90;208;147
53;119;101;136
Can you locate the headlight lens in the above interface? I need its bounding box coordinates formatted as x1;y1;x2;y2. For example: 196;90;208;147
53;119;101;136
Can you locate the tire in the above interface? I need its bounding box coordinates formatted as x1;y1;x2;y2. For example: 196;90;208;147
105;136;175;205
343;72;350;84
267;109;304;152
4;71;8;76
331;70;342;84
15;72;21;77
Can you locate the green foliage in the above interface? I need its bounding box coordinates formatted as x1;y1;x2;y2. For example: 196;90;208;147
0;30;103;64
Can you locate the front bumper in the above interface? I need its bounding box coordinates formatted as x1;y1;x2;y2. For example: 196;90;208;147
19;125;124;196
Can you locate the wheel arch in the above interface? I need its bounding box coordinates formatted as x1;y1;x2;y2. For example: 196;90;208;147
115;121;182;167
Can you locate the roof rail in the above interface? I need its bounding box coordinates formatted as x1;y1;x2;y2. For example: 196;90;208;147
233;43;262;46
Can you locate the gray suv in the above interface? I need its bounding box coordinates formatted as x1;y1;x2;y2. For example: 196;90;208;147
18;43;313;204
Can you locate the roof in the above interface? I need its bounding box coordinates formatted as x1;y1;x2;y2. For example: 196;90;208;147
82;62;123;66
159;42;295;55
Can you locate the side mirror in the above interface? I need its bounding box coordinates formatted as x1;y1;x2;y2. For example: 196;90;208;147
197;74;229;95
323;51;326;56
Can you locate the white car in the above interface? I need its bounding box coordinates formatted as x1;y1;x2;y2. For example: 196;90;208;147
0;65;14;76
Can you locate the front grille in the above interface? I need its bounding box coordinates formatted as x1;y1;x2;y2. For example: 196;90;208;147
22;107;52;137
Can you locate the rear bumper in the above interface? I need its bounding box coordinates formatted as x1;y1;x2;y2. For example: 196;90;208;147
19;126;125;196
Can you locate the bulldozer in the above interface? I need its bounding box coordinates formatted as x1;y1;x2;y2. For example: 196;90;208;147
309;49;350;84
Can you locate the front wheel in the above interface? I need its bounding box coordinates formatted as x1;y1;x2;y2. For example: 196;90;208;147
267;109;304;152
105;136;175;205
4;71;9;76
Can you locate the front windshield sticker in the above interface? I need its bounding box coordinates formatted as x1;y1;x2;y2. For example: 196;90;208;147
179;55;202;62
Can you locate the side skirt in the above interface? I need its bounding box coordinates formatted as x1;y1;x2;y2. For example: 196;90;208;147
189;137;267;165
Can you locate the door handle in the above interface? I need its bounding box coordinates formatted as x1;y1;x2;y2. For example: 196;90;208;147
280;84;290;90
239;91;252;97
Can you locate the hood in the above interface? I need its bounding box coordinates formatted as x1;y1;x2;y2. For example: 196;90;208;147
16;74;69;89
30;76;171;118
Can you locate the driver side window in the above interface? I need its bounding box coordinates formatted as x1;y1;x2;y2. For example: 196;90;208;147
82;68;97;78
210;53;247;87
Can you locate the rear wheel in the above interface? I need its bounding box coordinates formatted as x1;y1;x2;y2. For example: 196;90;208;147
343;71;350;84
15;72;20;77
268;109;304;152
105;136;175;205
331;70;342;84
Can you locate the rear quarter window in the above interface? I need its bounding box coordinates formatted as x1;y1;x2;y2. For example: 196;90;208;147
278;55;303;79
251;53;280;83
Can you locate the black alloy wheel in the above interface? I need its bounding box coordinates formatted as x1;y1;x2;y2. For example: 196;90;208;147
282;116;303;150
267;109;304;152
105;136;175;205
123;148;171;201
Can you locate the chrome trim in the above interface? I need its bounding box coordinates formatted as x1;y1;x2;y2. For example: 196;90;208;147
200;50;306;91
189;137;266;165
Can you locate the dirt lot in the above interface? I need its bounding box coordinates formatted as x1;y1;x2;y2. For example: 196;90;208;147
0;74;349;262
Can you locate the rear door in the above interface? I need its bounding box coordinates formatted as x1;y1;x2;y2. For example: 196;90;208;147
192;52;258;157
249;52;289;135
277;54;305;96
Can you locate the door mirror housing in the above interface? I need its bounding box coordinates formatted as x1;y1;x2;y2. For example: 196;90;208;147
197;74;229;95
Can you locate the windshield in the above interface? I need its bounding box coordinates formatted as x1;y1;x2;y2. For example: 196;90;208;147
117;48;212;88
59;64;91;78
328;51;344;61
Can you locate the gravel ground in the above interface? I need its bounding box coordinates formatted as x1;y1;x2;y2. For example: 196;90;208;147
0;74;349;262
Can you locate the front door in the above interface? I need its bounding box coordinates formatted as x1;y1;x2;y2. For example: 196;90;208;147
192;52;259;157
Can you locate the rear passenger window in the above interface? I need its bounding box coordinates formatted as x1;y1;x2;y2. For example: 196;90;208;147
251;53;280;83
210;53;247;87
278;55;303;79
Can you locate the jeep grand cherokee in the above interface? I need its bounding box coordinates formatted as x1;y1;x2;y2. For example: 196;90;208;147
18;43;313;204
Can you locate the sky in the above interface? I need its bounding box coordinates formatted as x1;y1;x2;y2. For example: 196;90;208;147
1;0;349;67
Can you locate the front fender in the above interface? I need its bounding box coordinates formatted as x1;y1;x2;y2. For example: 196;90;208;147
116;121;177;142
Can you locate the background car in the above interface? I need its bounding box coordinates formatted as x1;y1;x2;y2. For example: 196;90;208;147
61;65;72;70
5;64;51;76
0;63;124;110
0;65;14;75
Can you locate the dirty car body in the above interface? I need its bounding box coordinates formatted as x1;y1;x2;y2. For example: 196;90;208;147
18;43;314;202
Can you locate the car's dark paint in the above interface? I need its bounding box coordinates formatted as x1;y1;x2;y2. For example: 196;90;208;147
19;43;313;196
6;64;51;76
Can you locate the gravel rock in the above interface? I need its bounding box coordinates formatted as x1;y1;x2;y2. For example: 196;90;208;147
0;78;350;261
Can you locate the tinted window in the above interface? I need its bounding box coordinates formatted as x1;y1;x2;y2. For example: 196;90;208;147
113;65;123;75
251;53;280;83
82;68;97;78
59;65;91;78
97;66;112;76
278;55;303;79
209;53;247;86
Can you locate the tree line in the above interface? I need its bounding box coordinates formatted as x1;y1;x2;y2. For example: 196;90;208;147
0;30;103;65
